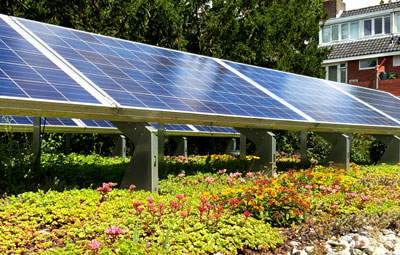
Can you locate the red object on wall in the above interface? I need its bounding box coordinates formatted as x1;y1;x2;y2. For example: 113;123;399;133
347;56;400;95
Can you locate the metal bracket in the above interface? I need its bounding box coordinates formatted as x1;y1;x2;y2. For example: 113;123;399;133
237;128;276;175
112;135;126;159
374;135;400;164
240;134;246;160
32;117;41;162
316;132;351;170
112;121;158;192
172;136;188;157
300;131;307;161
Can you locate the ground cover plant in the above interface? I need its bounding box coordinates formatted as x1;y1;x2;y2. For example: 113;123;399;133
1;162;400;254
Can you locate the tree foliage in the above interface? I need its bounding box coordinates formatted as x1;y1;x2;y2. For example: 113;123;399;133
1;0;330;77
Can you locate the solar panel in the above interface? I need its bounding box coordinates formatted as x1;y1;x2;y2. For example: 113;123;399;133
327;81;400;123
193;125;237;134
0;115;78;127
16;17;308;122
0;17;100;104
224;61;400;127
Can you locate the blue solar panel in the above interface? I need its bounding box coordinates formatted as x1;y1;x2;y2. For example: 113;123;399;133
0;17;100;104
0;115;78;126
327;81;400;123
81;119;115;128
194;125;237;133
17;18;307;122
225;61;400;127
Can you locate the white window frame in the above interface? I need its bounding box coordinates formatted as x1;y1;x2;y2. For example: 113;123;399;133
325;63;347;83
359;58;378;70
393;56;400;66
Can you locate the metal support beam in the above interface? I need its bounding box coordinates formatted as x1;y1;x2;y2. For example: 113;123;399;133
226;138;238;156
237;128;276;175
173;137;187;157
112;121;158;192
65;133;71;154
32;117;41;163
158;123;165;174
112;135;127;159
316;132;351;170
240;134;246;160
300;131;307;161
374;135;400;164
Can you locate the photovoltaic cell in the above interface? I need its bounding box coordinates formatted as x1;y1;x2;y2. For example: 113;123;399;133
225;61;400;127
17;18;307;122
193;125;237;133
81;119;115;128
0;16;100;104
328;81;400;123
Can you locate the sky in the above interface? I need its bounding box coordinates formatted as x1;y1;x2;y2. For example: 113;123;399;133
343;0;397;10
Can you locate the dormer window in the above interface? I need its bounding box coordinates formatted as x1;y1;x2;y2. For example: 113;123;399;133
350;22;359;39
363;16;390;37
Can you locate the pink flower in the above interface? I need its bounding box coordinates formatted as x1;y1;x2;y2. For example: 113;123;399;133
204;177;215;183
105;225;124;235
326;187;332;192
331;205;338;210
133;202;143;208
137;207;144;213
146;197;154;203
198;206;206;212
240;178;246;183
361;196;370;201
244;211;251;218
176;194;184;200
347;193;358;198
218;169;227;174
87;240;102;249
229;172;242;178
181;212;188;218
305;184;313;189
107;182;118;187
334;185;341;190
200;197;207;204
320;186;327;191
214;213;222;218
170;201;178;209
147;203;155;208
229;197;239;206
178;173;185;178
246;172;253;177
97;183;112;192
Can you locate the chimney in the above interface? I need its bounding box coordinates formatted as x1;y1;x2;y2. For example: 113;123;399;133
323;0;346;19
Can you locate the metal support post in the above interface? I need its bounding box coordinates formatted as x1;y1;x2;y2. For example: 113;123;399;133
374;135;400;164
112;121;158;192
240;134;246;160
173;137;187;157
32;117;41;163
112;135;127;159
316;132;351;170
65;133;71;154
226;138;238;156
300;131;307;161
158;123;165;174
237;128;276;175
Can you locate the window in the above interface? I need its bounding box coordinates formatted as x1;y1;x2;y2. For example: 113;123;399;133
393;56;400;66
397;14;400;33
364;19;372;36
341;24;348;40
328;66;338;82
322;27;330;43
350;22;359;39
384;16;390;34
332;25;339;41
326;63;347;83
340;63;347;83
374;18;382;34
359;59;377;70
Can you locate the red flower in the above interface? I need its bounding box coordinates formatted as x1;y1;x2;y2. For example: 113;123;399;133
244;211;251;218
198;206;206;213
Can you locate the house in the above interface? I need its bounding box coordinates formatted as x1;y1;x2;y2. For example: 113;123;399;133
321;0;400;96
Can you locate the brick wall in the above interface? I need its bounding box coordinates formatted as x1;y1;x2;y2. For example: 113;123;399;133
347;56;400;95
323;0;346;19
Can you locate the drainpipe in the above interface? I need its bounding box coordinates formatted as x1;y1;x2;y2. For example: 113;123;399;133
376;58;387;90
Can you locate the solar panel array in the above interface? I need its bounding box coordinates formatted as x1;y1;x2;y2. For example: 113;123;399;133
0;18;100;104
17;17;306;121
0;15;398;135
0;115;77;126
